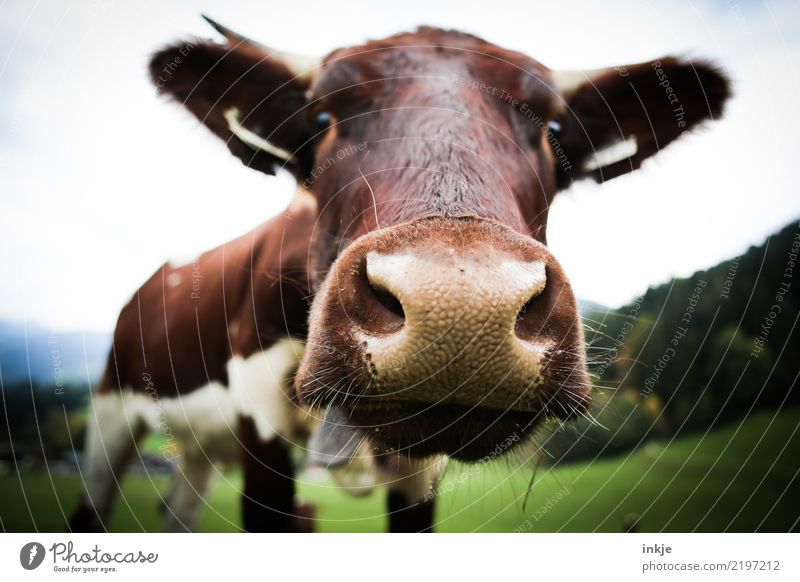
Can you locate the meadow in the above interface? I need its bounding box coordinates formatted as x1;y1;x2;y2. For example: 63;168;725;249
1;408;797;532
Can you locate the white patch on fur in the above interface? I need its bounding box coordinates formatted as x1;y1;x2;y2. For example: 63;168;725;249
154;382;237;452
227;338;306;441
88;383;238;465
166;272;182;287
85;339;304;484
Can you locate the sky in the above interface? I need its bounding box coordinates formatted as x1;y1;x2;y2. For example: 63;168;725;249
1;0;798;331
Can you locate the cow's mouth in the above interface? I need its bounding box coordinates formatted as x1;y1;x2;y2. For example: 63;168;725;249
347;401;541;461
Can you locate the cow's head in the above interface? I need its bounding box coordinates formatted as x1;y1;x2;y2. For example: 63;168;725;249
151;20;730;460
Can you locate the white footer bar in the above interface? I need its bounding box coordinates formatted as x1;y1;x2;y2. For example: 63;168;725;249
1;533;795;581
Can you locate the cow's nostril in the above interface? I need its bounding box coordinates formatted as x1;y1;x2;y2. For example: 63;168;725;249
515;295;536;328
364;252;407;325
368;280;405;320
515;280;547;339
516;296;533;321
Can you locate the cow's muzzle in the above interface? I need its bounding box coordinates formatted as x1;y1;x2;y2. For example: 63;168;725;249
296;217;590;460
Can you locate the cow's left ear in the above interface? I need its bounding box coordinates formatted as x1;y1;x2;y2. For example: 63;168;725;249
149;17;321;178
552;57;731;187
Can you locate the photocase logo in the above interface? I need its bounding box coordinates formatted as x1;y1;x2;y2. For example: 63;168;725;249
19;542;46;570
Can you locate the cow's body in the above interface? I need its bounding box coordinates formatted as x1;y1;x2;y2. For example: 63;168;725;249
70;21;729;532
105;194;313;403
71;193;441;532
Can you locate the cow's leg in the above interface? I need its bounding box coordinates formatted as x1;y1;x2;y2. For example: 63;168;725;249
68;391;146;532
388;489;435;533
161;449;214;532
226;340;306;532
382;456;445;533
239;417;297;532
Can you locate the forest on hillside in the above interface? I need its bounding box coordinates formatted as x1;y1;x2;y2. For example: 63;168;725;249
545;220;800;463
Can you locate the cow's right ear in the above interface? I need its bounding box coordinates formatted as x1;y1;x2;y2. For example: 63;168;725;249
149;39;314;176
551;57;731;187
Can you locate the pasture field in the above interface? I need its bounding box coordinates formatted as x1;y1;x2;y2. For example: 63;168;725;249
1;408;798;532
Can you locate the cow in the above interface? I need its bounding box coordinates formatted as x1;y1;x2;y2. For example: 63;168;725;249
69;18;730;533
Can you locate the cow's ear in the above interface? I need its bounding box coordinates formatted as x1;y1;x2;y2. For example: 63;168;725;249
149;39;314;177
553;57;731;187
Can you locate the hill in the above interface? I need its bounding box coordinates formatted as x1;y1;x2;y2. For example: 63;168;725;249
0;321;109;385
547;219;800;463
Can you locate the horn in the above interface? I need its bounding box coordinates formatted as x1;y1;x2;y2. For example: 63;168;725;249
201;14;321;81
551;68;605;98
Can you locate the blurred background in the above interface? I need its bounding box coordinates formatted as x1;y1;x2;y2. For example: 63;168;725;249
1;0;798;532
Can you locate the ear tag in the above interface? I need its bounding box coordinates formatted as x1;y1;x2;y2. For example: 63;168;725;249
583;135;637;172
223;107;294;162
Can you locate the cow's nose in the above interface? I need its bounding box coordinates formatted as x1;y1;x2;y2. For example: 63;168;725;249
364;251;547;334
295;217;588;414
356;248;551;406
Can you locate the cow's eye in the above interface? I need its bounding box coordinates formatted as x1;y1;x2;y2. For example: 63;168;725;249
313;111;333;133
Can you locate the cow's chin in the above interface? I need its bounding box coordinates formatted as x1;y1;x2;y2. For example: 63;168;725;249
347;401;540;461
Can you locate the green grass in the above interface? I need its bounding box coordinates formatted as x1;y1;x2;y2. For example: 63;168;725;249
2;408;798;532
